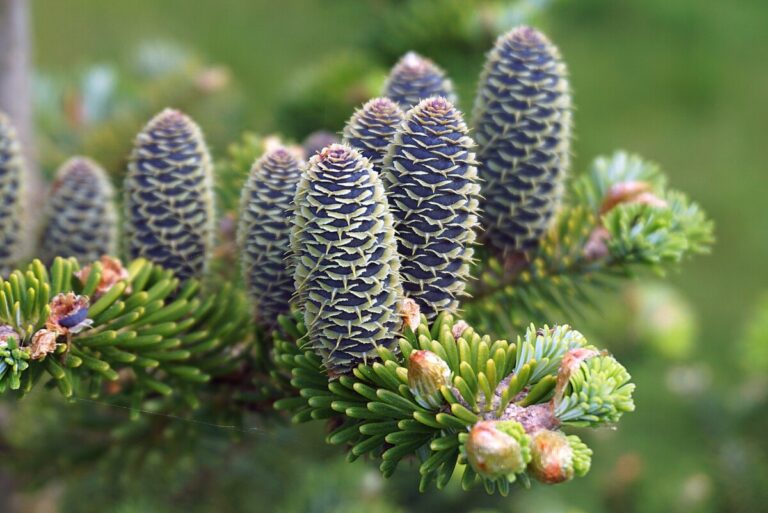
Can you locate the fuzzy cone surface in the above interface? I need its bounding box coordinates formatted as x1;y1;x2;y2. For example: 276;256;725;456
0;112;25;275
472;26;572;254
40;157;118;265
292;144;403;374
238;147;302;327
124;109;215;281
383;97;480;320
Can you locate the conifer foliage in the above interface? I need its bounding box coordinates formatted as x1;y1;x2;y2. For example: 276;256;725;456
0;22;715;500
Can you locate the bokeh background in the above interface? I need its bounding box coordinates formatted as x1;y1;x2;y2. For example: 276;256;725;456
4;0;767;511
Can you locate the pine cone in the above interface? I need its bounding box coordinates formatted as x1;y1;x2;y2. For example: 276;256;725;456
473;26;572;255
39;157;117;264
342;97;404;172
382;52;456;110
383;97;480;320
291;144;403;374
237;147;303;328
124;109;214;281
0;112;25;276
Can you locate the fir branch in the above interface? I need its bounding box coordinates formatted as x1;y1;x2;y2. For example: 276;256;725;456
466;151;714;334
273;311;634;494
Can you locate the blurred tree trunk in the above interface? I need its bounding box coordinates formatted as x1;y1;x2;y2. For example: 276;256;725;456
0;0;43;223
0;3;35;510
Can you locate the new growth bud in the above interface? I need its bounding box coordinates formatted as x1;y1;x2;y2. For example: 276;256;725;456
407;350;451;408
528;429;575;484
465;420;531;480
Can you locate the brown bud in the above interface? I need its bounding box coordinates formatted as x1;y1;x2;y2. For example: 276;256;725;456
75;256;130;298
0;325;20;348
451;320;469;340
400;298;421;332
555;347;600;402
600;181;667;214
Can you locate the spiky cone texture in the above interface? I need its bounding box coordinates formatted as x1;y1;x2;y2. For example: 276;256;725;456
124;109;214;282
237;147;302;328
382;52;457;110
39;157;118;265
274;311;635;495
291;144;403;375
0;112;25;276
342;97;404;172
472;26;572;255
382;97;480;321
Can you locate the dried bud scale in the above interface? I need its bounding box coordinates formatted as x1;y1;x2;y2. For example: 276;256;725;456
39;157;118;265
237;148;302;327
342;97;404;172
382;52;457;110
124;109;214;281
291;144;403;374
473;26;572;255
382;97;480;321
0;112;25;276
75;256;130;298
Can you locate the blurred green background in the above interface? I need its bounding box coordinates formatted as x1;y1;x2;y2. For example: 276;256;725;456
10;0;768;511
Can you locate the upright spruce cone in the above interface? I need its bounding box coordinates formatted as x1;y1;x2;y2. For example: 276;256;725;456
472;26;572;254
0;113;25;276
342;97;404;172
382;52;457;110
292;144;403;374
237;147;302;327
39;157;117;264
124;109;214;281
382;97;480;320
